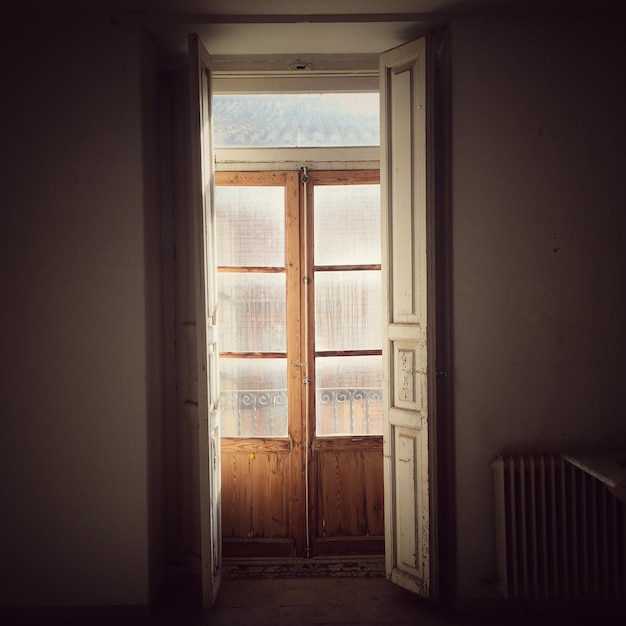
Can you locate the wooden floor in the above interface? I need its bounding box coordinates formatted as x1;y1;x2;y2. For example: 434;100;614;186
21;575;626;626
207;577;448;625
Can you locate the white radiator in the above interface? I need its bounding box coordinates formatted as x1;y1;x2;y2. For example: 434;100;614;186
490;454;626;601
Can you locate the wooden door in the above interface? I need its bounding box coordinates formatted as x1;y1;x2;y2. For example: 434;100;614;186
188;33;221;607
380;36;436;598
216;171;305;558
306;171;385;557
216;170;385;559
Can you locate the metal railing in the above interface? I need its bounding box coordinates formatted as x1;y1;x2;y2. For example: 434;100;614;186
220;389;288;437
220;387;382;437
317;388;382;435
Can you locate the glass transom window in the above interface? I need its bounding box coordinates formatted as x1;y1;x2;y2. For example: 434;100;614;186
214;93;379;148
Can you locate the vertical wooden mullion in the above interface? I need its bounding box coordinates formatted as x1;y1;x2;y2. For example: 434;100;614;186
304;174;317;556
285;170;305;556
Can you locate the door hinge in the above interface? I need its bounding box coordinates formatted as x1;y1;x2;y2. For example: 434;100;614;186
303;276;311;284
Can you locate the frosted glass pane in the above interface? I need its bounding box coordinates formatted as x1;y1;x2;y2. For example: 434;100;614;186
316;356;382;436
220;358;287;437
214;93;379;148
314;185;381;266
215;186;284;267
315;271;382;351
218;273;286;352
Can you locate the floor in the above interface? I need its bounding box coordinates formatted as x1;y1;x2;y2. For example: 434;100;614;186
168;577;626;626
167;576;450;626
18;574;626;626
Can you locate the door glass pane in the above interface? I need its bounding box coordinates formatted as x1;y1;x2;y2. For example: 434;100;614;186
316;356;383;436
220;358;287;437
315;270;382;351
215;186;285;267
314;184;381;266
218;273;286;352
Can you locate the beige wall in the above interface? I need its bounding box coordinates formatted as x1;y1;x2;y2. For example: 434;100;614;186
450;16;626;601
0;22;160;608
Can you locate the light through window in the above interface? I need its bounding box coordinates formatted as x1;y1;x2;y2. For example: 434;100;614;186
214;93;379;148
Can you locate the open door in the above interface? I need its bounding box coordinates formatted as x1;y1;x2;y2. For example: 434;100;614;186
188;33;221;607
380;36;436;599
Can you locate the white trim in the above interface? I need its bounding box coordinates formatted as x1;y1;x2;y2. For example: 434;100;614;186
212;55;379;93
211;53;378;72
214;74;379;94
215;147;380;171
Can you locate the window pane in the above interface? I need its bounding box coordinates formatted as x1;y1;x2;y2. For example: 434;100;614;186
218;273;286;352
316;356;382;436
215;186;284;267
214;93;379;148
315;270;382;351
314;185;381;266
220;358;287;437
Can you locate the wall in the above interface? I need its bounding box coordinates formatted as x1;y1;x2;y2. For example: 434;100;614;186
0;21;161;610
141;27;168;602
450;15;626;602
2;8;624;611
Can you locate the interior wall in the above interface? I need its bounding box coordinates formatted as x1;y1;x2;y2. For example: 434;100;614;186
0;21;160;609
2;8;624;611
141;29;168;601
450;15;626;601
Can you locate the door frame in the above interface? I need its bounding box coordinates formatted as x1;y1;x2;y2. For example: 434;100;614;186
164;32;452;601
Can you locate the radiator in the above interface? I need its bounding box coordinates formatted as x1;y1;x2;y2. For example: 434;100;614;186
490;454;626;601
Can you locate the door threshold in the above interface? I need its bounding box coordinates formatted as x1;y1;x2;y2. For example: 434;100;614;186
223;555;385;579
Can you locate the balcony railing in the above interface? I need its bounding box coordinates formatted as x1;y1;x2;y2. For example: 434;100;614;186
220;389;288;437
220;387;382;437
317;388;382;436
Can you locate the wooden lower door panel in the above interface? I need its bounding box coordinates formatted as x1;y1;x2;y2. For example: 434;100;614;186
313;438;384;556
221;439;293;557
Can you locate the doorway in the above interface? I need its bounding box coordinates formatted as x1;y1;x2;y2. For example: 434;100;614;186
216;169;384;559
175;33;438;606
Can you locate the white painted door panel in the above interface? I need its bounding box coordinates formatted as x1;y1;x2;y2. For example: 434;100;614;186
188;33;221;607
381;36;435;600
